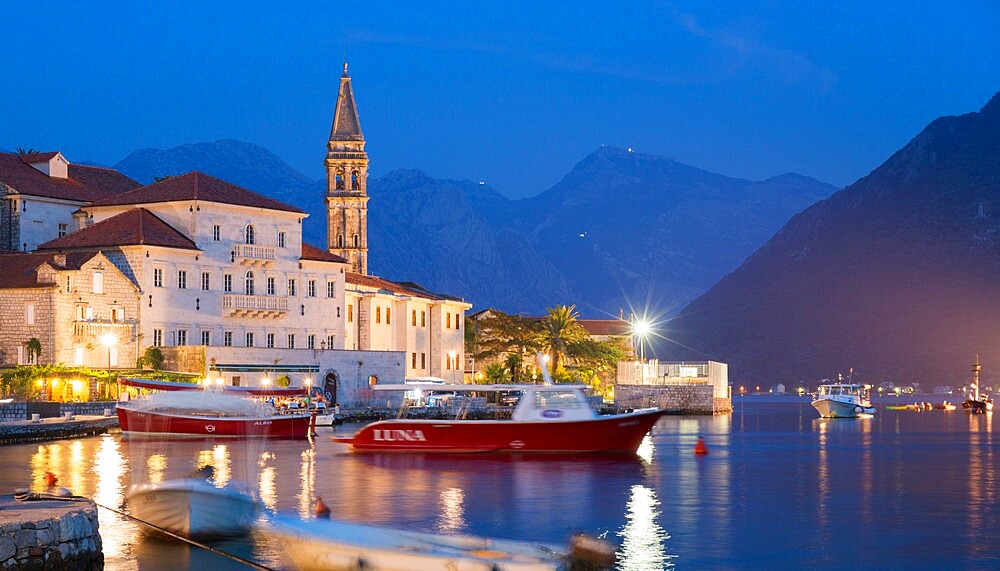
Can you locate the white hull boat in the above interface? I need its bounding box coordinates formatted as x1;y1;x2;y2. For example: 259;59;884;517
261;515;612;570
811;380;875;419
126;478;260;538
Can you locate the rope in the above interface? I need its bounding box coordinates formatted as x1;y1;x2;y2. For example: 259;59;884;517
14;491;273;570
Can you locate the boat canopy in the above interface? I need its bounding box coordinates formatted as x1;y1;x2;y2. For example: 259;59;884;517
372;383;588;392
124;390;272;417
119;377;308;397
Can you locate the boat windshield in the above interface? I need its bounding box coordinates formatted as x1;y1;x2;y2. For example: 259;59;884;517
533;389;585;409
819;385;860;396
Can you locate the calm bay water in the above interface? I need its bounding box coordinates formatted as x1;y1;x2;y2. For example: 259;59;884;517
1;399;997;569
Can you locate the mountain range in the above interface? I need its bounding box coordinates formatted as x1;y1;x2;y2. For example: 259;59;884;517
113;144;836;316
665;92;1000;387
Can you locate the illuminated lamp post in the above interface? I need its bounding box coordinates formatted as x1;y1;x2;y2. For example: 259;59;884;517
632;318;650;362
99;333;117;370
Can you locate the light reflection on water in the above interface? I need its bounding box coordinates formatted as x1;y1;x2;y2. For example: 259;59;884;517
1;404;997;569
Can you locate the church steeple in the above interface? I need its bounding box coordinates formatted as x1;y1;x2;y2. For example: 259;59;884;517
325;61;370;275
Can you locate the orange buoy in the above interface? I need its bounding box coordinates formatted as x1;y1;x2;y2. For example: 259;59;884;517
315;496;331;518
694;437;709;455
44;471;59;487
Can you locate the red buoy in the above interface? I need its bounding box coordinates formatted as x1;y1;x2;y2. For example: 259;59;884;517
44;471;59;487
694;437;709;455
315;496;331;518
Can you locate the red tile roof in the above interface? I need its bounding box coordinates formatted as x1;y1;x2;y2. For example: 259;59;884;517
0;251;96;289
37;208;198;251
88;171;305;213
577;319;632;337
0;152;140;202
346;272;448;300
301;243;348;263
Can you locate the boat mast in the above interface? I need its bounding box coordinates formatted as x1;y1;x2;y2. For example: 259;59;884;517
972;354;981;401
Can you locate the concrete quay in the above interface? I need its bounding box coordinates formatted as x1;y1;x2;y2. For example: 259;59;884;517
0;494;102;570
0;416;119;446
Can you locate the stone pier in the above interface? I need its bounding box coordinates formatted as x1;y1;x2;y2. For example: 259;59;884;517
0;495;102;570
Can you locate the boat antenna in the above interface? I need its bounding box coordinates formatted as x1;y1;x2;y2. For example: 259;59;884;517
537;352;554;385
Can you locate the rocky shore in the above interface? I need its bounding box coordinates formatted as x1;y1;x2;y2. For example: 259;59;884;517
0;495;103;570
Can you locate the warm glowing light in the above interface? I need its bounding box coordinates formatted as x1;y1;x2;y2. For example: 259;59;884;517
304;377;312;386
36;379;44;386
99;333;117;348
541;354;550;364
215;377;224;386
262;377;271;386
633;319;651;338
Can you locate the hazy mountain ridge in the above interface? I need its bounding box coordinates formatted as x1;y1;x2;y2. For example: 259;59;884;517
108;140;837;316
665;92;1000;386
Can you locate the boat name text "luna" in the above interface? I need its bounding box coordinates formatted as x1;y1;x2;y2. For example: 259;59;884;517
372;429;427;442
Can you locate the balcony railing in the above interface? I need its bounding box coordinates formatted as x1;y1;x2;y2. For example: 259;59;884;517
73;320;137;342
232;243;275;265
222;294;287;318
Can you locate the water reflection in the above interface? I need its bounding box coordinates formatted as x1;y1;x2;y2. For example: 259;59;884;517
436;487;467;534
618;484;672;570
258;451;277;511
297;446;317;519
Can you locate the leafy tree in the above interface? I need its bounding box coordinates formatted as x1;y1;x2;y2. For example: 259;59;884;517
482;363;508;384
15;147;38;156
504;352;524;383
536;305;589;371
26;338;42;364
137;346;164;370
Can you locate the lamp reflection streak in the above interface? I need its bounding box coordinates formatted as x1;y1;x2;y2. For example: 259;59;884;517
259;451;277;511
435;487;467;534
297;447;317;519
617;484;672;570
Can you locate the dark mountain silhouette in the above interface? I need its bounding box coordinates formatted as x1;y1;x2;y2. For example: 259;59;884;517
111;141;836;316
665;93;1000;388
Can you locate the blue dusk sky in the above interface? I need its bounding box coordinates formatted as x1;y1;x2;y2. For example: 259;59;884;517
3;1;999;198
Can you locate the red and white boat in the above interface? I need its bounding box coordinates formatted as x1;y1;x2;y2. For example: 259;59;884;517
117;389;311;439
333;383;663;454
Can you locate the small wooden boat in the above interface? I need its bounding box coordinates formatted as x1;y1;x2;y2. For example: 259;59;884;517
126;476;260;538
884;405;913;411
934;401;957;411
261;515;615;570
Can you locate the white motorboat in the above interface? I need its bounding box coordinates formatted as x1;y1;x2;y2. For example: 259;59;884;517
260;515;615;570
811;378;875;419
126;476;260;538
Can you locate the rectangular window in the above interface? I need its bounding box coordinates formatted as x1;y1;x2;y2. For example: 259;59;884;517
201;331;210;346
288;279;296;296
177;270;187;289
446;313;451;329
308;334;315;349
153;329;163;347
58;223;68;237
376;306;381;324
266;333;275;348
327;335;335;349
213;225;221;241
348;304;353;323
411;352;417;368
224;331;233;347
327;282;335;298
201;272;210;291
421;311;426;327
177;330;187;346
278;232;286;248
66;276;71;291
421;353;426;369
412;310;417;326
154;268;163;287
25;304;35;325
267;277;275;295
386;307;391;325
288;334;295;349
308;280;316;297
224;274;233;293
246;332;254;347
111;307;124;321
456;316;461;330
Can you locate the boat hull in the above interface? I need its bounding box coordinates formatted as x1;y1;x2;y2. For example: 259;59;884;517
126;479;259;538
963;400;994;414
262;515;566;571
117;406;311;439
811;398;875;419
333;409;663;453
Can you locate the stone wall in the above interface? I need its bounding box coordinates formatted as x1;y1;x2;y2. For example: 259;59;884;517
0;403;27;422
0;496;103;570
60;402;117;417
615;384;719;414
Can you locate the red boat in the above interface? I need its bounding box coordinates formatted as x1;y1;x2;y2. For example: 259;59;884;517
333;383;664;454
117;390;311;439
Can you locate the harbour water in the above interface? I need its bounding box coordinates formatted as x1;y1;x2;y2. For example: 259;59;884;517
1;399;997;569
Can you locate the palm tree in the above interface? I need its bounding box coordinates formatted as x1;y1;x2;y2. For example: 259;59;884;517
537;305;589;372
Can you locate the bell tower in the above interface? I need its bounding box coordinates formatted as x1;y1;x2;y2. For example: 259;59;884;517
325;61;370;275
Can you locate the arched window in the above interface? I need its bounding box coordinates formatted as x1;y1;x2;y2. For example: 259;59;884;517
335;171;345;190
245;271;255;295
351;171;359;189
337;234;344;248
245;225;255;245
353;234;359;247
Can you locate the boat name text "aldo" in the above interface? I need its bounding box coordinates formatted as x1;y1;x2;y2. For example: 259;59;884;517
372;429;427;442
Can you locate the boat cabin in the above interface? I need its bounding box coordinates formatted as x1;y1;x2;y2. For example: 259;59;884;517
374;383;598;421
816;384;866;397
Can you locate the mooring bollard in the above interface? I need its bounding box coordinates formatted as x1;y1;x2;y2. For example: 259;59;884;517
30;413;41;423
104;408;112;417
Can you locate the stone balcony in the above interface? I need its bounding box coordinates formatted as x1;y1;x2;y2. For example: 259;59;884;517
232;243;275;266
73;320;137;342
222;294;288;318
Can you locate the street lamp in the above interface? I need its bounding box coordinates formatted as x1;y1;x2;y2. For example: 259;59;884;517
632;318;650;361
99;333;117;369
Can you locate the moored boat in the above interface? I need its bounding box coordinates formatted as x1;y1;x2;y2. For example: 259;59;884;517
333;383;663;454
934;401;957;411
962;356;994;414
811;376;875;418
117;389;312;439
126;476;260;538
260;514;614;570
